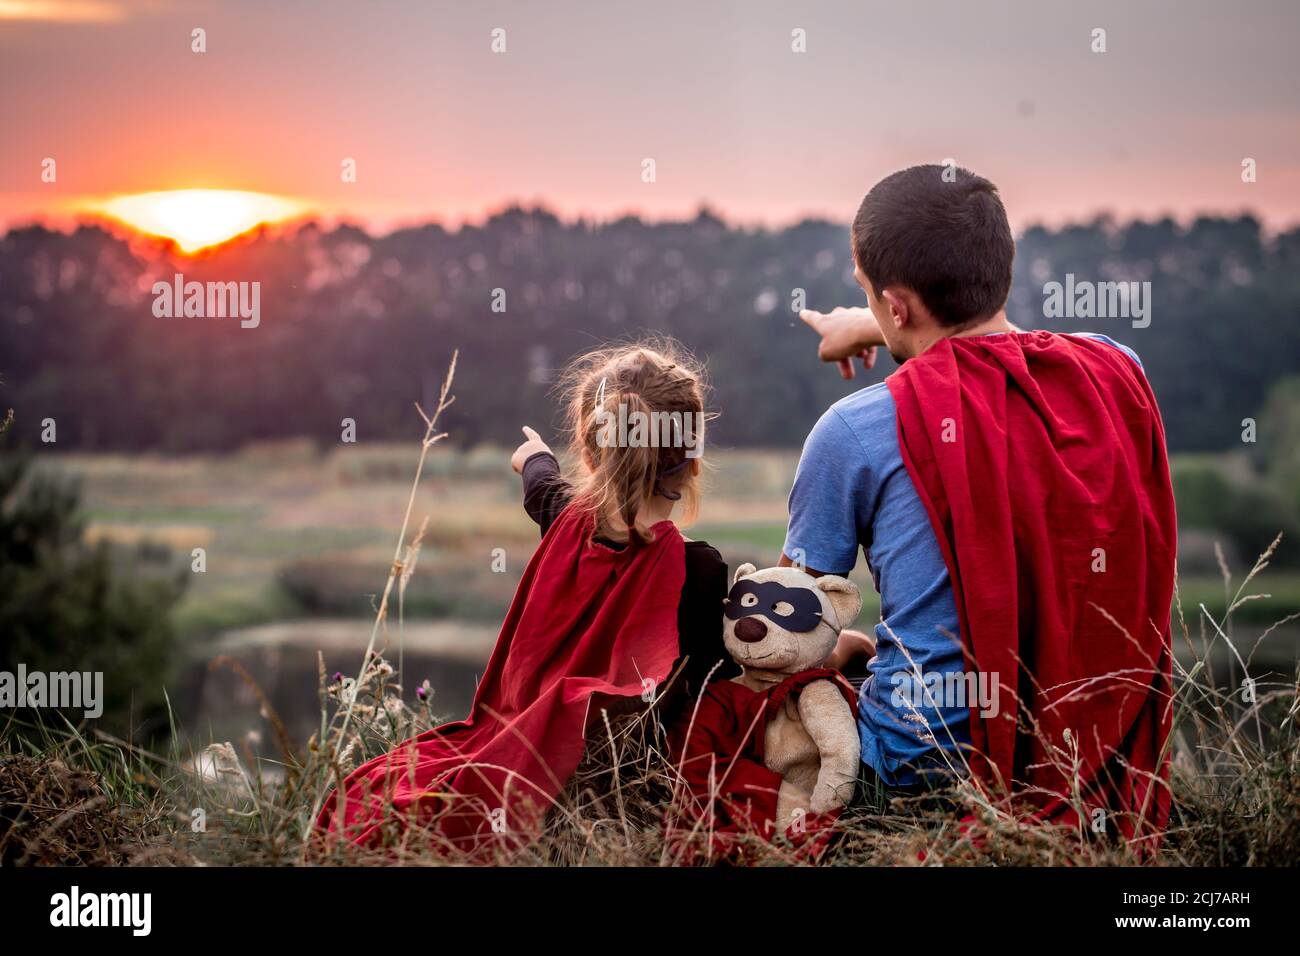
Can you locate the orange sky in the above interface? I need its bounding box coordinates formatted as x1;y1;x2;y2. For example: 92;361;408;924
3;0;1299;235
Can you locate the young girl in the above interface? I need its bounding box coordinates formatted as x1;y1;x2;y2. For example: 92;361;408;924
512;342;733;699
317;341;731;855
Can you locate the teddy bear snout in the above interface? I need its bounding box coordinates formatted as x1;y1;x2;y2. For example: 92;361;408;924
734;617;768;643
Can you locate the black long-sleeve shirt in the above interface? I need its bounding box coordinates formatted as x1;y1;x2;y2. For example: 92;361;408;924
520;452;738;699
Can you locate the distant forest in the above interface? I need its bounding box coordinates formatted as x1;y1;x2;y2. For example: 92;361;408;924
2;208;1298;454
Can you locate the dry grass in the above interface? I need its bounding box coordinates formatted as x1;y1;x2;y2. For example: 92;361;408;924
0;746;190;866
3;604;1296;867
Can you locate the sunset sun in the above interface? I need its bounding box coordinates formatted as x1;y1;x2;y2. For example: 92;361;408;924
93;189;308;253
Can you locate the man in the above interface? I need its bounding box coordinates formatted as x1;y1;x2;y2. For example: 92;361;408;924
784;165;1177;839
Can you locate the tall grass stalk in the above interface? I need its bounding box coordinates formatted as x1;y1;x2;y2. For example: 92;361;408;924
301;351;457;853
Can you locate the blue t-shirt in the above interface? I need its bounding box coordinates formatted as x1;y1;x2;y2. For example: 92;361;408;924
783;332;1142;786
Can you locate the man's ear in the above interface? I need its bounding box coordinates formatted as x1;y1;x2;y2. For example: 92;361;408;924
881;288;909;330
816;575;862;630
732;563;757;585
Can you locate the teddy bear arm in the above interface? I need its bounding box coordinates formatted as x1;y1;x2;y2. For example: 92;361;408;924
796;681;860;813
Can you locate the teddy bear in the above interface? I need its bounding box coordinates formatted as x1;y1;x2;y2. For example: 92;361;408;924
669;562;863;853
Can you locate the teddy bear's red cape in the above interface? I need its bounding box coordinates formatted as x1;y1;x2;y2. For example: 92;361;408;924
315;504;684;856
886;331;1177;841
667;668;857;862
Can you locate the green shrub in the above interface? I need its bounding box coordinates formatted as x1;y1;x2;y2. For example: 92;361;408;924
0;451;186;737
1172;456;1299;564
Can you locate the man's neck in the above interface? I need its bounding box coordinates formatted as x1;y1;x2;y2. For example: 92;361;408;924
913;310;1017;357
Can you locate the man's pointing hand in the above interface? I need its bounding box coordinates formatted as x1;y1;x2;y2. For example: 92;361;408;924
799;306;885;380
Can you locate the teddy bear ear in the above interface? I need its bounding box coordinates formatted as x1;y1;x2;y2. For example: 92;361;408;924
732;562;757;585
815;575;862;630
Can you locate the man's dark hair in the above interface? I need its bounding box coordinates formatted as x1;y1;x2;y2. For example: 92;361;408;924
852;164;1014;327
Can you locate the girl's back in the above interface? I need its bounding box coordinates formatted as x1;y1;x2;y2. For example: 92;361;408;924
316;340;730;855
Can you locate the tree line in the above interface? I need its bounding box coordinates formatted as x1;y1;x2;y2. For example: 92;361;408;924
2;208;1297;455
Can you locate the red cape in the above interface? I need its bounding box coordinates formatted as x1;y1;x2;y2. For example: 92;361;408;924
316;504;685;856
886;331;1176;841
668;668;857;861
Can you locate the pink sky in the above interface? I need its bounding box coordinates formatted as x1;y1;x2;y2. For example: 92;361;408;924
2;0;1299;234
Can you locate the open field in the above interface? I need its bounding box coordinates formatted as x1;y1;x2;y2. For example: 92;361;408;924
48;442;838;639
40;441;1300;643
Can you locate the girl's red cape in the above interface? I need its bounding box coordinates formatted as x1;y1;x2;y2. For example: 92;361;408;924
316;504;685;856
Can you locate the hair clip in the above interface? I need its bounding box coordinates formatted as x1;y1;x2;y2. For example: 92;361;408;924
654;458;691;500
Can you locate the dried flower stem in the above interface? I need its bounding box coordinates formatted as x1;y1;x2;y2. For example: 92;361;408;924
303;350;457;848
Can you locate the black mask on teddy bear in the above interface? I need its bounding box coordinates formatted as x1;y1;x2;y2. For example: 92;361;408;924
724;579;824;633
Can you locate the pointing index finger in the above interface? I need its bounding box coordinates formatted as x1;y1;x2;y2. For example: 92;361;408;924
799;309;823;330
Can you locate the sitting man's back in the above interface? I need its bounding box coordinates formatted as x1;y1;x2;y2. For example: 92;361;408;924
785;165;1177;840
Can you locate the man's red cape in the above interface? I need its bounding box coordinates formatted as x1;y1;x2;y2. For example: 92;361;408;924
315;504;684;856
667;668;857;861
885;331;1177;840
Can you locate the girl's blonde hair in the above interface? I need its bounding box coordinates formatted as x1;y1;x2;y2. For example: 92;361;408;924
558;339;709;545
